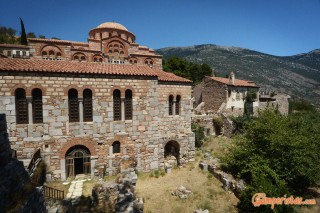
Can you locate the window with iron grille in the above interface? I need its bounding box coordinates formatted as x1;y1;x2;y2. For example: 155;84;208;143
32;88;43;123
125;90;132;120
68;89;79;122
83;89;93;122
112;141;121;154
113;90;121;121
169;95;174;115
175;95;181;115
15;88;28;124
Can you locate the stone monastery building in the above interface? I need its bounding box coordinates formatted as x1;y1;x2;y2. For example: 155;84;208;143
0;22;195;180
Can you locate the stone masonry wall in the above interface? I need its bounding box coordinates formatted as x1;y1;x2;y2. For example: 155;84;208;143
157;83;195;167
193;77;226;113
0;72;194;180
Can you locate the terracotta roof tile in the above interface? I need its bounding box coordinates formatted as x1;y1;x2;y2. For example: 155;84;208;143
28;38;88;46
0;44;29;49
0;58;190;83
210;76;258;87
154;69;192;83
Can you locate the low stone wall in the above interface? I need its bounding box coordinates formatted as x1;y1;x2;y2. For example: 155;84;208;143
192;114;215;136
199;155;245;197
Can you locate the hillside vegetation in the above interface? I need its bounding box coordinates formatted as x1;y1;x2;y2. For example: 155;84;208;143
157;45;320;107
221;102;320;212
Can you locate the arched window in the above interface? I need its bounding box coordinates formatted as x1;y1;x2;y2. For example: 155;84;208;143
15;88;28;124
175;95;181;115
83;89;93;122
49;50;55;57
169;95;174;115
68;89;79;122
112;141;121;154
32;88;43;123
113;89;121;121
74;56;79;60
80;56;86;61
42;51;47;58
125;90;132;120
56;52;62;59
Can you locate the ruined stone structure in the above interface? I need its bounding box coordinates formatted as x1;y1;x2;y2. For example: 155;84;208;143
0;114;46;212
259;93;290;115
0;22;162;69
0;22;195;180
193;73;260;116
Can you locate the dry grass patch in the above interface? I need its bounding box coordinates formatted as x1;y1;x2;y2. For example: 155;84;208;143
136;166;238;213
203;136;232;158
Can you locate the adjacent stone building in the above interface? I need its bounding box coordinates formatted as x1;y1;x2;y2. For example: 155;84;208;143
193;72;260;116
0;22;195;180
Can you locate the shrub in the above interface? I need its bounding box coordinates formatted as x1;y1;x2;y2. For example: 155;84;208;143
223;109;320;212
192;122;205;147
212;117;223;135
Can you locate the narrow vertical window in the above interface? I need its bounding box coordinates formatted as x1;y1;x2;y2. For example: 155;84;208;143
175;95;181;115
113;89;121;121
83;89;93;122
112;141;121;154
68;89;79;122
15;88;28;124
169;95;174;115
32;88;43;123
125;90;132;120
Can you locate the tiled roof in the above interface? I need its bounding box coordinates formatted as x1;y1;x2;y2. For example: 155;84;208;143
0;58;190;83
210;76;258;87
96;22;129;31
0;44;29;49
154;69;192;83
28;38;88;46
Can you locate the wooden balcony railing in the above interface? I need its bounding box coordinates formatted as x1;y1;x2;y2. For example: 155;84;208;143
43;185;65;200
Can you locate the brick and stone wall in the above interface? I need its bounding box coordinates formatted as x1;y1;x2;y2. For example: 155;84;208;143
0;72;194;180
26;22;163;69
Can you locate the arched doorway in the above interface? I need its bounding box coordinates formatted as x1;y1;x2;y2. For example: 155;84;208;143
65;145;91;178
164;141;180;165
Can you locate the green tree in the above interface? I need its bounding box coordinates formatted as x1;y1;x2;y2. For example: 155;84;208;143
222;109;320;212
0;26;18;44
19;17;28;45
162;56;212;85
26;32;36;38
191;122;205;147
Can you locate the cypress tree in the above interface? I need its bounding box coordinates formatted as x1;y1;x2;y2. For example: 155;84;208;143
19;17;28;45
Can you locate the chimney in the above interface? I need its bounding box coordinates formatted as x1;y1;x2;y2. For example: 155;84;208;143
229;72;235;85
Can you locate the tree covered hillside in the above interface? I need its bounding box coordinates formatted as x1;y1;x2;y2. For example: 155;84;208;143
157;45;320;107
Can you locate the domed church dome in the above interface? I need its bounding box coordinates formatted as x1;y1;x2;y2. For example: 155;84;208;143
96;22;129;32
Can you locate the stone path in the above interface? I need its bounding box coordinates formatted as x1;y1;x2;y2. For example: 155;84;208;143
66;179;86;199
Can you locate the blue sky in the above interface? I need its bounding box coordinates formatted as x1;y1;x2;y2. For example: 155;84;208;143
1;0;319;56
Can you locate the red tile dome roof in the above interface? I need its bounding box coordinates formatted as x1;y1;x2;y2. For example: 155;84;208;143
96;22;128;31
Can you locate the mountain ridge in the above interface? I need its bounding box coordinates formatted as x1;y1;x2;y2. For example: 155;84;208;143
156;44;320;107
